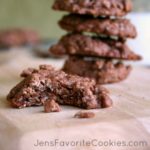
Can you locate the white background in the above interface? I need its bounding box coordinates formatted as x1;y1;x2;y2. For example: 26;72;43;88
128;13;150;65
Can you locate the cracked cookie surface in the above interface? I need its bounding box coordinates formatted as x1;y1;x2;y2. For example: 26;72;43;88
53;0;132;17
7;65;112;109
63;56;132;84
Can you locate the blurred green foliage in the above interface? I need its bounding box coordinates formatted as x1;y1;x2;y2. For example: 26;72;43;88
0;0;149;39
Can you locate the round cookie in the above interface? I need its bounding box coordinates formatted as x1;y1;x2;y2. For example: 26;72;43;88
63;56;132;84
53;0;132;17
59;14;137;39
50;33;142;61
0;28;39;48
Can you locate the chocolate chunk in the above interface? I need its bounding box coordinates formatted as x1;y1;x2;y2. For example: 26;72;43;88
74;111;95;119
44;99;61;113
7;65;112;109
59;14;137;39
50;33;142;61
63;56;132;84
21;68;38;78
0;28;39;48
53;0;132;17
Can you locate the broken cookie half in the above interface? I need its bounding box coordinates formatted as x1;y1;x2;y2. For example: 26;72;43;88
7;65;112;109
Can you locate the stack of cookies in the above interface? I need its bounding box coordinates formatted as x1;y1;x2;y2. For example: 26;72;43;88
50;0;142;84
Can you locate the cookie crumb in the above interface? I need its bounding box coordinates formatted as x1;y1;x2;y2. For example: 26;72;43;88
74;111;95;119
44;99;61;113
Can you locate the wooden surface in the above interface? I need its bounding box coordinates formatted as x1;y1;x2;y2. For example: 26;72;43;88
0;49;150;150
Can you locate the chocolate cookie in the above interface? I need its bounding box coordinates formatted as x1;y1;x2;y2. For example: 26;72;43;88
7;65;112;109
0;28;39;48
53;0;132;17
59;14;137;39
50;33;142;60
63;56;132;84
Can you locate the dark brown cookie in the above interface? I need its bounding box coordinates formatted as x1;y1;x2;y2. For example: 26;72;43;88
7;65;112;109
63;56;132;84
59;14;137;39
53;0;132;17
0;28;39;48
50;33;142;61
